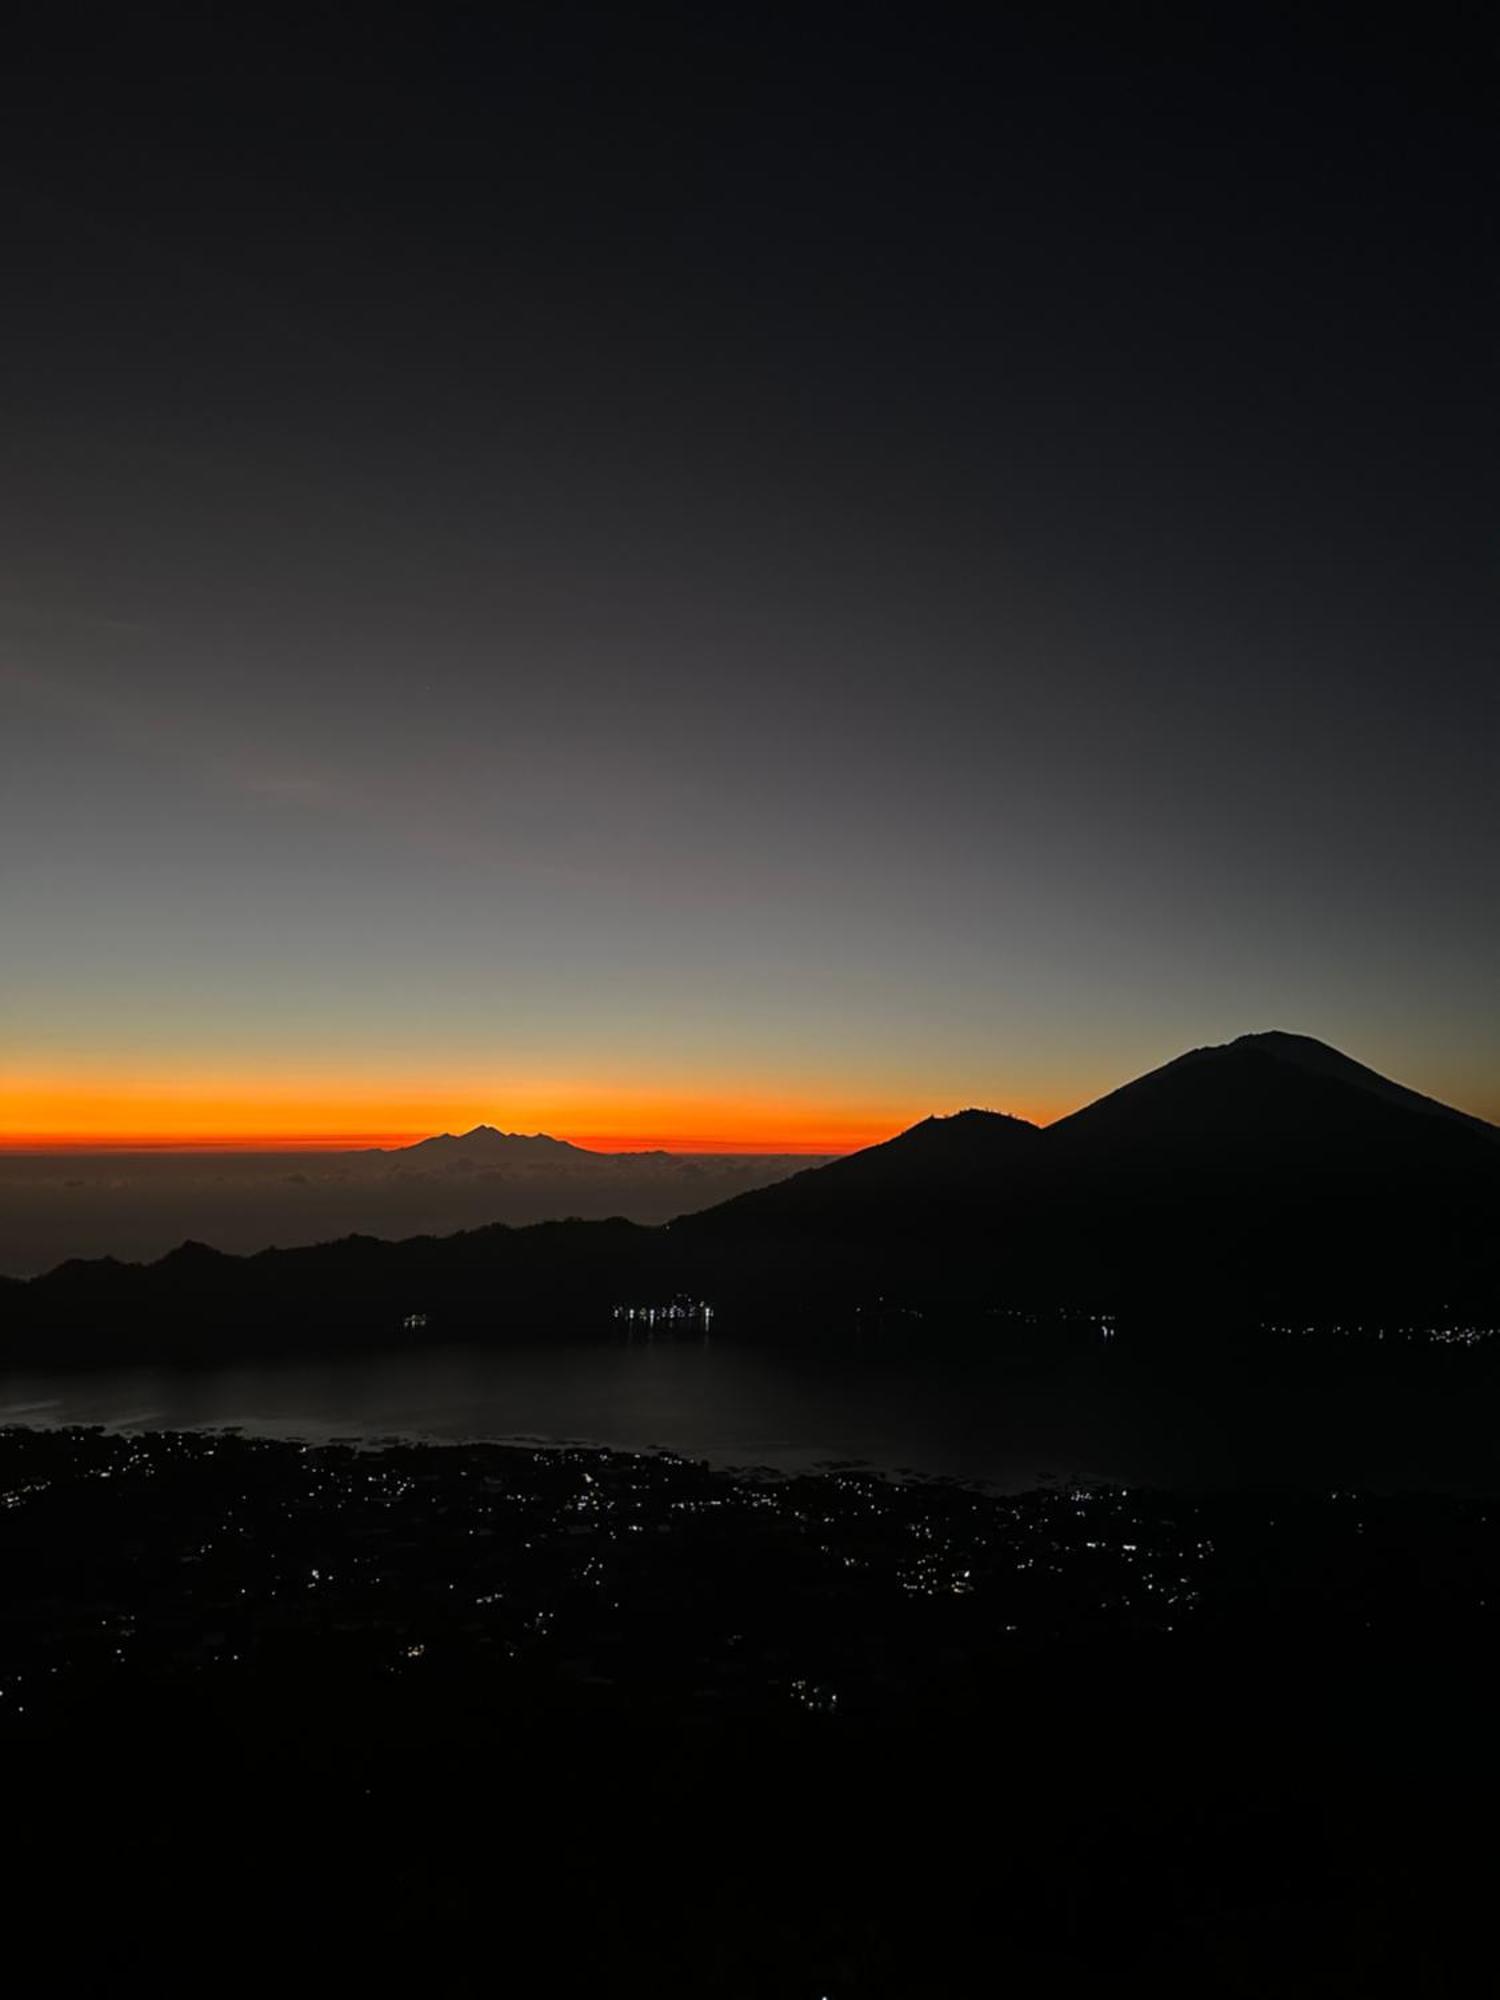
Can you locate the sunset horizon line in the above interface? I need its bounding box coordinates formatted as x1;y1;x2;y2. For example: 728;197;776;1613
0;1078;1070;1156
0;1130;864;1157
6;1042;1498;1155
0;1102;1075;1157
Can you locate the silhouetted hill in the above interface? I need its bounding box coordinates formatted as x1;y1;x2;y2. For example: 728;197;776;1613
681;1109;1041;1234
1;1217;666;1365
663;1108;1042;1305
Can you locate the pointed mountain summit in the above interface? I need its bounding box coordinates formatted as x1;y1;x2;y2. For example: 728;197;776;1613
1029;1033;1500;1307
1223;1031;1495;1128
1047;1032;1499;1170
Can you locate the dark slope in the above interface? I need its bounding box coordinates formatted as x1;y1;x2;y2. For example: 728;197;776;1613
1215;1031;1499;1139
678;1109;1041;1235
666;1108;1043;1309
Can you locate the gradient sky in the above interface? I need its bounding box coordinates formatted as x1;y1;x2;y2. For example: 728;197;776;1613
3;8;1496;1147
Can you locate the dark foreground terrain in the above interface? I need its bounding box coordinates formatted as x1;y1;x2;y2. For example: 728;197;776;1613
3;1425;1497;1995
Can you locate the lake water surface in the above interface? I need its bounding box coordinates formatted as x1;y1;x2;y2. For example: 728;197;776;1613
2;1335;1495;1491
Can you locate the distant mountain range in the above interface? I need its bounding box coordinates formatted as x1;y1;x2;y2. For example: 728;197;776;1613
4;1033;1498;1362
0;1134;833;1276
383;1125;600;1162
375;1125;679;1165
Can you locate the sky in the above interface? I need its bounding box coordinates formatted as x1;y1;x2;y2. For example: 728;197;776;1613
2;7;1496;1148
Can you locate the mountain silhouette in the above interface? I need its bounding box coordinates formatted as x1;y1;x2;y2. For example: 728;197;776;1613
681;1108;1041;1235
675;1034;1500;1313
1048;1032;1500;1160
665;1107;1044;1304
1029;1033;1500;1307
5;1034;1498;1361
382;1126;592;1163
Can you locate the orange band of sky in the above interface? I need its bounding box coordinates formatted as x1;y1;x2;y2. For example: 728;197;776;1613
0;1073;1060;1154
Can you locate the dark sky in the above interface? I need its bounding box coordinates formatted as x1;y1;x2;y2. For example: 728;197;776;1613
3;6;1496;1142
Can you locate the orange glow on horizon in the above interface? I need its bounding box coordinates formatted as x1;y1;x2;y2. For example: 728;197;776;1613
0;1071;1065;1155
0;1130;864;1156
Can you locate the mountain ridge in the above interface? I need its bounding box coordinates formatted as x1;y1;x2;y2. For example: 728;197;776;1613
5;1034;1498;1358
386;1125;593;1161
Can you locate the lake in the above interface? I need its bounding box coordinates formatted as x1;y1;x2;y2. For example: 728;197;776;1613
2;1332;1495;1490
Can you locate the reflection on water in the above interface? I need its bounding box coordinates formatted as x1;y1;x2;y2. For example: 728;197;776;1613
0;1342;1103;1488
1;1336;1496;1490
